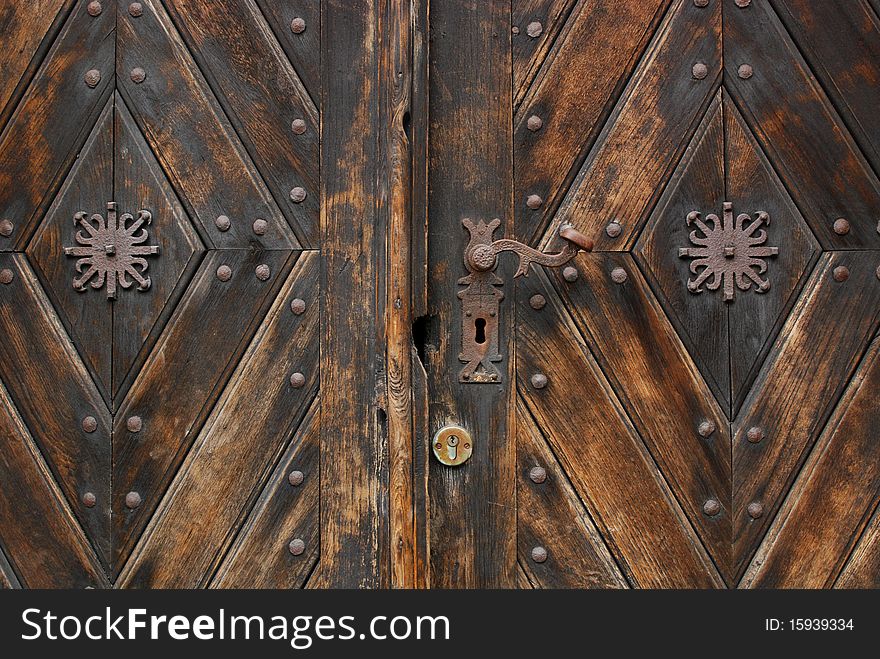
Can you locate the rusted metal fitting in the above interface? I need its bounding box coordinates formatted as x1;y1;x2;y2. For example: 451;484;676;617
531;546;548;563
529;294;546;310
288;470;305;486
611;267;628;284
216;265;232;282
129;3;144;17
290;298;307;315
291;119;307;135
125;491;142;509
529;466;547;484
530;373;548;389
82;492;97;508
289;372;306;388
130;68;146;84
698;420;715;438
84;69;101;88
832;218;850;235
526;194;543;210
833;265;849;282
0;219;13;237
290;18;306;34
126;416;142;433
692;62;708;80
290;187;307;203
255;264;271;281
526;115;543;132
738;64;753;79
82;416;97;433
746;426;764;443
289;538;305;555
747;502;764;519
87;2;102;17
214;215;231;231
526;21;543;38
562;266;578;282
703;498;721;516
0;269;13;285
605;221;622;238
253;219;268;235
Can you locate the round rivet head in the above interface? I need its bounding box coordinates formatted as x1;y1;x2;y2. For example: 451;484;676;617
252;218;268;235
0;219;14;237
216;265;232;282
289;538;305;555
611;267;628;284
125;491;142;509
291;119;307;135
290;186;307;203
562;266;578;282
526;115;543;132
747;502;764;519
530;373;548;390
876;265;880;280
289;372;306;388
129;3;143;17
84;69;101;88
833;265;850;282
511;26;520;35
529;466;547;484
214;215;231;231
526;21;543;38
82;492;97;508
126;416;142;433
738;64;753;79
130;67;146;84
526;194;543;210
605;221;622;238
703;498;721;516
290;298;307;314
694;0;710;7
832;218;850;235
698;420;716;438
0;269;13;285
529;294;546;310
82;416;97;433
531;546;548;563
87;2;102;17
288;470;305;487
746;426;764;443
692;62;708;80
255;264;271;281
290;17;306;34
735;0;751;6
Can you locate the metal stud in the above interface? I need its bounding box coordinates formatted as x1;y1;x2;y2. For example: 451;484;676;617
833;265;850;282
253;219;268;235
290;187;307;203
747;502;764;519
529;294;546;310
703;498;721;516
130;68;146;84
288;470;305;486
290;372;306;388
511;26;520;35
694;0;710;6
0;219;13;237
82;492;97;508
531;546;548;563
692;62;708;80
562;266;578;282
290;298;307;315
255;264;271;281
288;538;305;555
605;221;622;238
735;0;751;6
876;265;880;281
291;119;307;135
216;265;232;282
84;69;101;88
0;269;13;285
129;3;144;17
832;218;850;235
125;491;142;509
526;194;543;210
290;17;306;34
529;466;547;484
698;420;715;438
87;2;102;17
126;416;142;433
526;115;543;132
82;416;97;433
530;372;548;389
214;215;231;231
746;426;764;443
611;267;628;284
526;21;543;38
738;64;753;79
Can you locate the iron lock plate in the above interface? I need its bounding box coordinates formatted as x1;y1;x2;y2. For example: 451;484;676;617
433;425;473;466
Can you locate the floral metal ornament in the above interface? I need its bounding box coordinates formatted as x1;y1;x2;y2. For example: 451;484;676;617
63;202;159;299
678;201;777;302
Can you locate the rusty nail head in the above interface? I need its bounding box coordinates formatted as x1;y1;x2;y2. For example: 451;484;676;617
291;298;307;314
289;538;306;555
703;498;721;516
876;265;880;280
255;264;271;281
747;502;764;519
88;2;102;17
529;466;547;483
214;215;231;231
216;265;232;282
126;416;142;433
290;372;306;388
738;64;753;79
288;470;305;486
529;294;546;310
129;3;143;17
290;187;307;203
562;266;578;282
0;219;13;237
833;265;850;282
82;416;97;433
527;115;543;132
526;194;543;210
531;373;548;389
290;17;306;34
125;491;142;509
735;0;751;6
611;267;628;284
746;426;764;443
511;26;520;34
531;546;548;563
698;420;715;438
130;68;146;84
83;492;97;508
253;219;268;235
694;0;709;6
832;218;850;235
291;119;307;135
526;21;543;38
605;221;622;238
0;269;13;285
84;69;101;88
692;62;708;80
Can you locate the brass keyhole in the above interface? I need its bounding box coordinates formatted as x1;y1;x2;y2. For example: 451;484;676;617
433;426;473;466
474;318;487;344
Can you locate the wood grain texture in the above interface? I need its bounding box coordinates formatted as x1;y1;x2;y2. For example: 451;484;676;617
112;249;294;573
516;398;627;589
518;266;723;587
212;399;320;589
511;0;577;108
0;378;106;588
119;252;318;587
0;0;114;250
515;0;669;246
733;253;880;581
836;502;880;589
725;0;880;248
116;0;297;249
742;335;880;588
255;0;320;105
0;546;20;589
426;0;516;588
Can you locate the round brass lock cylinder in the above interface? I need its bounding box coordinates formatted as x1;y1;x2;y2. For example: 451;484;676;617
433;425;473;466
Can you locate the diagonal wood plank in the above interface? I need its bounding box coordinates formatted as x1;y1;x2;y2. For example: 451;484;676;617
512;0;577;108
836;501;880;589
742;334;880;588
116;0;297;249
119;251;318;587
0;253;111;566
255;0;320;106
211;398;320;589
0;378;107;588
112;248;295;573
0;545;20;589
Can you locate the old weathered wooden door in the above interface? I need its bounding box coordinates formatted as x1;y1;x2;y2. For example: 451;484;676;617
2;0;879;590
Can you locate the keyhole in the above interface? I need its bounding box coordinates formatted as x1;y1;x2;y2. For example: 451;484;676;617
474;317;487;344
